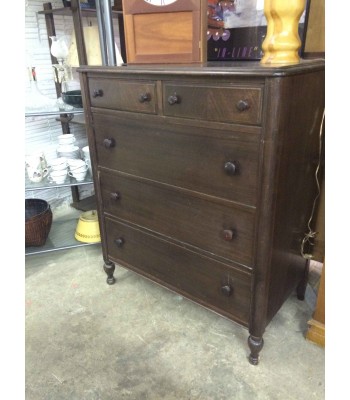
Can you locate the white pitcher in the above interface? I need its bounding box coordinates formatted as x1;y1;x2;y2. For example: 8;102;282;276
25;152;49;183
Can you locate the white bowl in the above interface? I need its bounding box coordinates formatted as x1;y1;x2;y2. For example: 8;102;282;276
70;164;88;174
86;159;92;175
57;134;76;145
49;157;67;171
68;169;87;182
49;177;67;184
82;146;90;157
48;169;67;184
57;144;79;153
81;146;92;174
51;165;67;172
51;168;67;175
57;149;81;160
68;159;86;168
50;157;67;166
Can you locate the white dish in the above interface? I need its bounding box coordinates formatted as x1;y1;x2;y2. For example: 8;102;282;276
57;150;81;160
57;144;79;153
58;134;76;145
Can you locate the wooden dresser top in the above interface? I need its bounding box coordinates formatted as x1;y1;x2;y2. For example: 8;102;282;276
78;59;325;78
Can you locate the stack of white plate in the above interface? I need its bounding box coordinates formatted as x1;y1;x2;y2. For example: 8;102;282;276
56;134;81;160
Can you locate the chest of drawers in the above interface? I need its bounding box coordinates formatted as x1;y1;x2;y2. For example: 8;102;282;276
78;60;325;364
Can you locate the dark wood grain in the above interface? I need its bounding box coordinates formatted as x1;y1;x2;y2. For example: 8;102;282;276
78;59;325;364
92;112;260;206
88;78;157;113
78;59;325;78
266;70;325;323
163;82;263;125
100;170;255;267
105;216;252;326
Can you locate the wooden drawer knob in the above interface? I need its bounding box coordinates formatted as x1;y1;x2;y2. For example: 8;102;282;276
92;89;103;98
168;93;180;105
110;192;120;201
224;161;238;175
221;285;233;297
103;138;115;149
139;93;151;103
114;238;124;247
222;229;235;241
236;100;250;112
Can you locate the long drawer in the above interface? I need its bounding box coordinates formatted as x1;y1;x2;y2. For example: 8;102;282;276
92;113;260;206
105;217;252;325
100;171;255;267
163;82;263;125
88;78;157;114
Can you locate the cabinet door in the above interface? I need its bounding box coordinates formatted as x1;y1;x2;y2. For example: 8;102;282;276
122;0;207;63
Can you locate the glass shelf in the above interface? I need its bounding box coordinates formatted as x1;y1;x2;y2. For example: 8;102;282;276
25;171;94;191
69;114;86;125
25;210;101;256
25;108;84;118
26;2;102;257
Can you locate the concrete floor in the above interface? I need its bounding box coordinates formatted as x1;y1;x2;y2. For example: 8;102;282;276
25;245;325;400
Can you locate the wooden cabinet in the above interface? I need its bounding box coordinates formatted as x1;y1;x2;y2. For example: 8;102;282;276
78;60;325;364
121;0;207;63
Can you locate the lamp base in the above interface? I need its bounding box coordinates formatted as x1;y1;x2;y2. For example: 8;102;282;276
260;0;306;65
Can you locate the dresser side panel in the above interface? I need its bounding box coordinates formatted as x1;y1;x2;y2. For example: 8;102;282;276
266;70;325;323
248;77;284;338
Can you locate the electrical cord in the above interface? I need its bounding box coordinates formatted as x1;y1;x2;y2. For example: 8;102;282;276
300;109;325;259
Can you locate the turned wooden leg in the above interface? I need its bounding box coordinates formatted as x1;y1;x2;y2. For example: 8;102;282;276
296;259;310;300
248;335;264;365
103;260;116;285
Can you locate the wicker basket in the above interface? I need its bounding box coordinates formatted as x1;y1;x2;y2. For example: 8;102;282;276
25;199;53;247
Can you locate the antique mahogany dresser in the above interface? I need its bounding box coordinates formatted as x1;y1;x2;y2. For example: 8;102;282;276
78;60;325;364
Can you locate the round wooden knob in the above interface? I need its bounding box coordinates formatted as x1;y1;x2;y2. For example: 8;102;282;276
114;238;124;247
92;89;103;98
103;138;115;149
236;100;249;112
224;161;238;175
110;192;120;201
168;94;180;105
222;229;235;241
221;285;233;297
139;93;151;103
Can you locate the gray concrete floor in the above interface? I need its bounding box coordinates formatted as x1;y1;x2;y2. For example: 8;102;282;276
25;245;325;400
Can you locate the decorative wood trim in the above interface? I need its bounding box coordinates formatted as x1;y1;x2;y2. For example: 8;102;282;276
306;262;325;347
306;319;325;347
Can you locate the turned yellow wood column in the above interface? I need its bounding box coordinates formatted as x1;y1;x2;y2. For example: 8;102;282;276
261;0;306;65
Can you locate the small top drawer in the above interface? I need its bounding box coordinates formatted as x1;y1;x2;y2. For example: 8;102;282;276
163;82;263;125
88;78;157;114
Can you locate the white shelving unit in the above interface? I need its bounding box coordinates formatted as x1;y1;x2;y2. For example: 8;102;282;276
25;109;99;256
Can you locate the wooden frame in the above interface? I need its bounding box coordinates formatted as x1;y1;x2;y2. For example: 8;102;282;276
306;262;325;347
122;0;207;63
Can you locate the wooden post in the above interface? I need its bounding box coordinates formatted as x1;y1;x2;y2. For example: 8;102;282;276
306;261;325;347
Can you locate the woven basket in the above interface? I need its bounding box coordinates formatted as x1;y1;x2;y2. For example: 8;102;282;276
25;199;53;247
